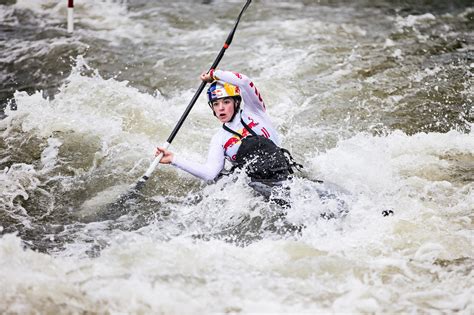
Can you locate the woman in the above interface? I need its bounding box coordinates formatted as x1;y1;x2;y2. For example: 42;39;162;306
156;69;299;197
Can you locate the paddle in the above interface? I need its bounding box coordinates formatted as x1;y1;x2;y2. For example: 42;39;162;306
118;0;252;203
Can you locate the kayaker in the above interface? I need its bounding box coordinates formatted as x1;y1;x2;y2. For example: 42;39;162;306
156;69;301;204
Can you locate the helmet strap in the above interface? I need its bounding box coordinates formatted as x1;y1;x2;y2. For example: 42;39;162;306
229;97;241;122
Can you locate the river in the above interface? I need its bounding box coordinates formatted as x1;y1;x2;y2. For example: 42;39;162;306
0;0;473;313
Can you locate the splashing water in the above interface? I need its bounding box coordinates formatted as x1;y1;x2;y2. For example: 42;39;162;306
0;0;473;313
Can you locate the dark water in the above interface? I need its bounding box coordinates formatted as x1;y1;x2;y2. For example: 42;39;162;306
1;1;472;133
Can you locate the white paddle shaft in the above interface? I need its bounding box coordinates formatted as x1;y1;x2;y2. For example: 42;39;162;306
143;141;170;179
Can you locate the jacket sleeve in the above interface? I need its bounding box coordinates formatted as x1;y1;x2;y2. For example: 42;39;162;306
171;133;224;182
212;69;266;114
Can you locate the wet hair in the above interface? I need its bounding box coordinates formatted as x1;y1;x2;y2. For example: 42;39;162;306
228;96;241;121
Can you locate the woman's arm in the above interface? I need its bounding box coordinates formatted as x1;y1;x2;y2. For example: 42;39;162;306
156;134;224;182
204;70;267;114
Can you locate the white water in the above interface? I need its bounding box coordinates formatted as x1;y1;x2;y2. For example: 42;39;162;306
1;0;473;313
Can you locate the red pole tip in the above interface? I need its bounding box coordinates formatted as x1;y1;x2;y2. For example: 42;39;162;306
223;43;229;49
68;0;74;8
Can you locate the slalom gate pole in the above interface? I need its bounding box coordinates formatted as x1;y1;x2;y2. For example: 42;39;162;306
67;0;74;33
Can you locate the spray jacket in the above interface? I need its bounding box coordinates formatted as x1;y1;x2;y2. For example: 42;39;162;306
171;70;281;181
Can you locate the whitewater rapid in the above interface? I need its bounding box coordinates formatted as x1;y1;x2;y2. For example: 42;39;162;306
1;0;473;314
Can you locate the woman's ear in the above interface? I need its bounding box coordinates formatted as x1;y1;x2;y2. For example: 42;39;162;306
234;98;241;110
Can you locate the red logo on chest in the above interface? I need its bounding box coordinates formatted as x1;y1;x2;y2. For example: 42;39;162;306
223;118;259;151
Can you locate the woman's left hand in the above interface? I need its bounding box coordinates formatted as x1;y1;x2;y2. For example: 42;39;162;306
200;72;213;83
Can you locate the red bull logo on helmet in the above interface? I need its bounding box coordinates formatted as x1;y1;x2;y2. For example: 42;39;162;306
207;81;240;103
211;88;225;98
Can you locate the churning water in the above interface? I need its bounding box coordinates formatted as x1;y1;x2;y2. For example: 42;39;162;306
1;0;473;313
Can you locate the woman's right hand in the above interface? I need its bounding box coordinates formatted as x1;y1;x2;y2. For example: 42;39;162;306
155;147;174;164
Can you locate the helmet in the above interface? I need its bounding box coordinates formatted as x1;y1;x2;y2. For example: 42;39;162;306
207;81;241;104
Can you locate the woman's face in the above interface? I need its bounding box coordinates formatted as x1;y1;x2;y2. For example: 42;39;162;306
212;97;235;123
